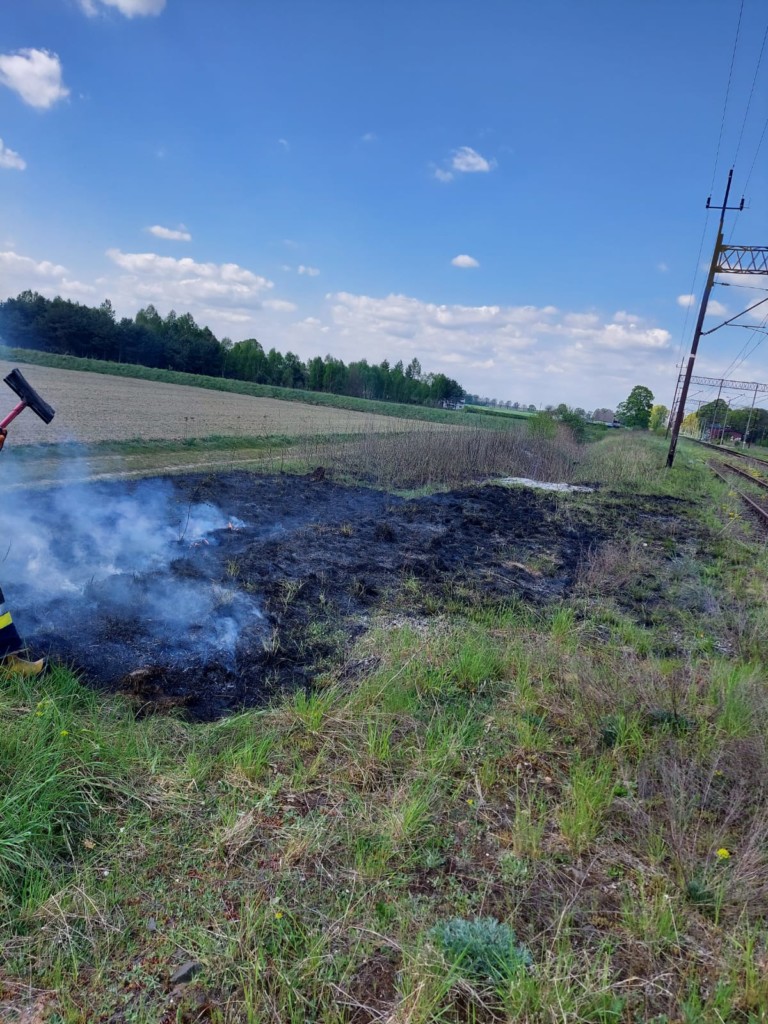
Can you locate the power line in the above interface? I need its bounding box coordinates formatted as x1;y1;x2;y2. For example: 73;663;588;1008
742;113;768;197
710;0;745;194
674;217;711;371
730;315;768;375
733;18;768;168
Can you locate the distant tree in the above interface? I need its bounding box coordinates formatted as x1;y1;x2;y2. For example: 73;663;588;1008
616;386;654;429
592;408;615;423
649;404;669;432
697;398;729;429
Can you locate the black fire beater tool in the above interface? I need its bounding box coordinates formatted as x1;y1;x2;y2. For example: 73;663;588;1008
0;369;55;450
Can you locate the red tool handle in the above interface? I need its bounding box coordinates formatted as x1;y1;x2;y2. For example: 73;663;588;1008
0;401;28;431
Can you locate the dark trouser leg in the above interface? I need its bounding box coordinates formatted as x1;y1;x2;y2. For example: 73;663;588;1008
0;588;24;657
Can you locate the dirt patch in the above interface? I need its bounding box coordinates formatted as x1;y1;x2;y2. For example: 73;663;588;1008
23;472;698;719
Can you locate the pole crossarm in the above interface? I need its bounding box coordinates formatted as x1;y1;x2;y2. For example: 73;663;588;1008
716;246;768;275
678;374;768;395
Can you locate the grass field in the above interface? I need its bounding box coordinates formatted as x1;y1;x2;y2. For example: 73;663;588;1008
3;433;768;1021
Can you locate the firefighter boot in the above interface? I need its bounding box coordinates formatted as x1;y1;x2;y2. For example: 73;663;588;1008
2;653;46;676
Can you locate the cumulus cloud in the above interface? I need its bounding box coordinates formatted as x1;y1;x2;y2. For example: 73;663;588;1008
0;139;25;170
706;299;728;317
451;254;480;268
0;250;97;304
434;146;496;182
323;290;672;405
298;265;320;277
79;0;166;16
147;224;192;242
0;250;68;278
106;249;274;306
0;49;69;109
451;146;495;173
677;294;696;308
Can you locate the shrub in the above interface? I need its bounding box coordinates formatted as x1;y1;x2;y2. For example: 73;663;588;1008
429;916;532;982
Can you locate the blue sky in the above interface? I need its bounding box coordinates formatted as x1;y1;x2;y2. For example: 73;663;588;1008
1;0;766;410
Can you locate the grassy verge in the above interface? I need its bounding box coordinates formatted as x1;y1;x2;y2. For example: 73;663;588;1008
3;433;768;1021
0;346;507;431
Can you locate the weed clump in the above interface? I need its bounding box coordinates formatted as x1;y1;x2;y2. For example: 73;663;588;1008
429;916;532;983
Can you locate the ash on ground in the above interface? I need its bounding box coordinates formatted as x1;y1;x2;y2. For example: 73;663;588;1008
12;471;692;719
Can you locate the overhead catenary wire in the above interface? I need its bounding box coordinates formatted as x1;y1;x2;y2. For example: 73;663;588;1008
733;18;768;169
742;112;768;197
710;0;745;195
675;3;748;394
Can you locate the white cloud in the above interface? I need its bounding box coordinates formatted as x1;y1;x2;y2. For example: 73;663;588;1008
677;294;696;308
0;49;69;110
451;254;480;268
451;146;495;173
263;299;297;312
706;299;728;317
0;250;68;278
106;249;274;307
323;290;672;405
0;139;26;170
147;224;192;242
434;146;496;182
79;0;166;16
298;265;320;277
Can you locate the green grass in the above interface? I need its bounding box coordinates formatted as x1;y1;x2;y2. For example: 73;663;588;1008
3;433;768;1020
0;345;509;430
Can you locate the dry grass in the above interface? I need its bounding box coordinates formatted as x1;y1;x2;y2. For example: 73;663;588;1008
326;422;580;489
0;360;446;445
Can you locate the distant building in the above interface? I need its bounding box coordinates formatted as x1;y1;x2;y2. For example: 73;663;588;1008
706;425;743;443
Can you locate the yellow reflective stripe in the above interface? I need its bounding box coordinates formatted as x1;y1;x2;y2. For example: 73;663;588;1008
0;612;12;630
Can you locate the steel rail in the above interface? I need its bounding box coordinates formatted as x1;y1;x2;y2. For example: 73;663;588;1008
683;435;768;468
713;459;768;491
710;464;768;526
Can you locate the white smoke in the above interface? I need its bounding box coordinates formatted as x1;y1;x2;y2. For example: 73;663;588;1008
1;453;262;673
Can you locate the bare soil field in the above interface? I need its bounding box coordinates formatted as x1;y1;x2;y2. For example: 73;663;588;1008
0;360;428;445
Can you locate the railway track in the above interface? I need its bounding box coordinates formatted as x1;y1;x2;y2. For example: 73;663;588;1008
709;458;768;527
685;435;768;470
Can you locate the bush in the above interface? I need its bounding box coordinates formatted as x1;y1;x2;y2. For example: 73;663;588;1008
429;916;532;983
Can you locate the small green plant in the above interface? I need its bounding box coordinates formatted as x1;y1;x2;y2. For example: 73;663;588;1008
429;916;532;983
558;758;614;855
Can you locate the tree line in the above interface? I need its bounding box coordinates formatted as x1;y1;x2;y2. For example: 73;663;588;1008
0;291;466;407
682;398;768;445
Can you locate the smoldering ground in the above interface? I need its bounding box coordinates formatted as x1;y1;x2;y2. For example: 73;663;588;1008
2;464;695;719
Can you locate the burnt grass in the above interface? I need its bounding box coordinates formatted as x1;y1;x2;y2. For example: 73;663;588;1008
34;471;701;719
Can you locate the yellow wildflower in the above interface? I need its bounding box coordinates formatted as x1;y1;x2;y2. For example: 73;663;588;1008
716;847;731;860
60;729;69;737
274;911;284;920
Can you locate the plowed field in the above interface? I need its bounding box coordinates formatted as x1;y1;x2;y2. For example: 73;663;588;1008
0;361;428;445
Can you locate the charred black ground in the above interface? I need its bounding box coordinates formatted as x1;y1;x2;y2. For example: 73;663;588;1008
27;471;696;719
